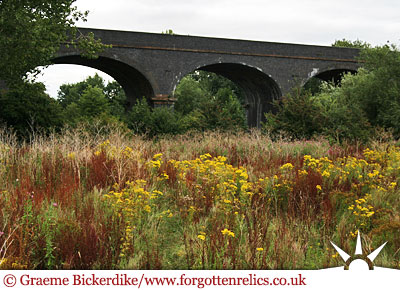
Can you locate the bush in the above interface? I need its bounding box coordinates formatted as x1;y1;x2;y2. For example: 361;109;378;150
264;84;373;143
0;82;64;138
316;81;373;143
127;98;183;136
263;88;327;140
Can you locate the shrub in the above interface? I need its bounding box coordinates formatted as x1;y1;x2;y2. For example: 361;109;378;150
263;88;327;140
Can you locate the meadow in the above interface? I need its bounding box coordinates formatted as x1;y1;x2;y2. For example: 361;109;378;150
1;126;399;270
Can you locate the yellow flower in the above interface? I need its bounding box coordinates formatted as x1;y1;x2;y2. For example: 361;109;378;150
280;163;294;171
321;170;330;178
316;185;322;191
298;169;308;176
67;152;76;159
153;153;163;159
197;234;206;241
256;247;264;252
221;228;235;237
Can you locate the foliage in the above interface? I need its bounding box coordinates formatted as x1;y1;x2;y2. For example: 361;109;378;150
126;97;153;134
332;39;371;49
315;81;373;143
355;45;400;135
161;29;175;35
0;0;107;87
266;42;400;142
264;84;373;143
0;82;64;137
174;71;247;131
319;44;400;139
264;88;327;140
58;74;127;118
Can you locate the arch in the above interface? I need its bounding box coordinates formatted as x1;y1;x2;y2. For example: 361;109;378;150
51;55;155;108
174;63;282;127
305;67;357;86
314;68;357;84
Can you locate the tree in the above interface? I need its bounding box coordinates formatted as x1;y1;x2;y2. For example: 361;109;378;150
174;71;247;130
58;74;105;107
332;39;371;49
333;45;400;136
0;82;64;137
58;74;127;121
64;85;114;125
264;88;328;140
0;0;106;87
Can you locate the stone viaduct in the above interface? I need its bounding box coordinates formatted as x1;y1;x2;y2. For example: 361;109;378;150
54;28;360;127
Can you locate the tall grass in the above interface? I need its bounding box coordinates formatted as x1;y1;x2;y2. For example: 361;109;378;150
0;125;399;269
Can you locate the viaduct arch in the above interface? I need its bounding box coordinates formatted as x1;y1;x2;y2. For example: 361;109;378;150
53;28;360;127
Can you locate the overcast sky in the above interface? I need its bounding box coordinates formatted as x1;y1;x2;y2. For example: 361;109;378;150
37;0;400;97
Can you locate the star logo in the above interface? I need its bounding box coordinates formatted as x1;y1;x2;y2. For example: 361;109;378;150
330;231;387;270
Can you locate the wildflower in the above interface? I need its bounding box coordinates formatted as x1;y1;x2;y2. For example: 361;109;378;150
280;163;294;171
197;234;206;241
298;169;308;176
321;170;330;178
221;228;235;237
316;185;322;191
256;247;264;252
52;202;58;207
67;152;76;159
159;172;169;180
153;153;163;159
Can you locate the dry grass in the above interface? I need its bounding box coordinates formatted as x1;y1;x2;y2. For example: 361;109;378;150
0;125;399;269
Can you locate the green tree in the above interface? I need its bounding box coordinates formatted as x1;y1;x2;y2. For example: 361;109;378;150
332;39;371;49
0;82;64;137
331;44;400;136
264;88;327;139
174;71;247;131
58;74;127;121
174;76;208;115
0;0;106;87
58;74;105;107
64;85;112;125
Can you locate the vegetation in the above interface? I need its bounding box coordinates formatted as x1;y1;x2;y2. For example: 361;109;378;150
0;0;106;87
0;71;247;138
1;128;399;269
1;2;400;270
127;71;247;136
264;42;400;143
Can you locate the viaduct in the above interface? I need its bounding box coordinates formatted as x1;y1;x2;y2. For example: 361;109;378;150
53;28;360;127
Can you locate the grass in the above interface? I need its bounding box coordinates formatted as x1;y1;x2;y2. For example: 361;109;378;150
0;126;399;269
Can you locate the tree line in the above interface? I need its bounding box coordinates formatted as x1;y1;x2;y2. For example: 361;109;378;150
0;71;248;138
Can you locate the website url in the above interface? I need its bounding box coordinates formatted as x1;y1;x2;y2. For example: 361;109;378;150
15;273;307;288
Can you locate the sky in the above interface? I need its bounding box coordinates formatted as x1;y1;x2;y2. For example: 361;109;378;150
36;0;400;98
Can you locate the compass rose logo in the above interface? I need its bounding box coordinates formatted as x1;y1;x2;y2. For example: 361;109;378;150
330;231;387;270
